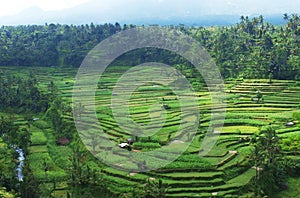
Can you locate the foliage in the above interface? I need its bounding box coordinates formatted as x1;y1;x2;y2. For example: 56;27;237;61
0;138;15;192
0;187;15;198
250;126;287;197
143;179;168;198
0;116;30;153
20;160;40;198
281;134;300;151
46;93;75;140
132;142;161;150
293;112;300;120
47;144;72;170
190;14;300;80
0;73;49;113
0;14;299;197
284;158;300;177
0;15;299;80
30;131;47;145
0;23;124;67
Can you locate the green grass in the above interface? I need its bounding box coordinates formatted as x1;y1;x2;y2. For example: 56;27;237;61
27;152;68;181
165;169;255;195
160;171;224;179
275;177;300;198
29;145;48;153
30;126;48;145
226;168;255;184
214;126;259;134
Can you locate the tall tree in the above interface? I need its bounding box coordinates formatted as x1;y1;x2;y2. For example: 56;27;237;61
250;126;286;197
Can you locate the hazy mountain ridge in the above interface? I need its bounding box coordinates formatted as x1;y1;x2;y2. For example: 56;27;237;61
0;0;289;26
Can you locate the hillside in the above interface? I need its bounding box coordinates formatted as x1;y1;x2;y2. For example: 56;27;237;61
0;14;299;198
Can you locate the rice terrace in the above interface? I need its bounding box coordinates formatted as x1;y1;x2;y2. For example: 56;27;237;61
0;3;299;198
1;63;300;197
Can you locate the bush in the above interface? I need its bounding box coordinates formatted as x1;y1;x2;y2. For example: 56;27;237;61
30;132;47;145
293;112;300;120
285;158;300;177
0;188;14;198
33;120;51;129
138;136;160;143
166;91;175;96
47;145;72;169
281;134;300;151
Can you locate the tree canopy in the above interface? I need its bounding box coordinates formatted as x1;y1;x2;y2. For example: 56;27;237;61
0;15;299;80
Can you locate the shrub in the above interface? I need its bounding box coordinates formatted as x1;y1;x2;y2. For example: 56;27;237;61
32;120;51;129
0;188;14;198
285;158;300;177
281;134;300;151
166;91;175;96
30;132;47;145
138;136;160;143
293;112;300;120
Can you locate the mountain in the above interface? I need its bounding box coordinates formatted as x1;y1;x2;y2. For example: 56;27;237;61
0;0;290;26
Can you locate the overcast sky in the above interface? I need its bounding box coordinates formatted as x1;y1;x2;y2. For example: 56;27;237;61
0;0;89;17
0;0;299;25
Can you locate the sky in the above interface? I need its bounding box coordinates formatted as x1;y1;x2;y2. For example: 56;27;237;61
0;0;89;17
0;0;299;25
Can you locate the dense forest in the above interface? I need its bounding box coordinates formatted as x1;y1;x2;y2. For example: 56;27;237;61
0;14;299;79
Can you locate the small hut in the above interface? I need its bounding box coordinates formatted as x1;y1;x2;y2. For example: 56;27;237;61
286;121;295;127
118;143;129;148
127;138;134;145
57;137;70;146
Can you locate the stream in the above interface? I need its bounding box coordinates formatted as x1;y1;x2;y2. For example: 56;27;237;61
15;147;24;181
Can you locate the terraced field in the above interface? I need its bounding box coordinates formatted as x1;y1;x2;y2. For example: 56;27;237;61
12;114;70;196
2;66;300;197
72;68;300;197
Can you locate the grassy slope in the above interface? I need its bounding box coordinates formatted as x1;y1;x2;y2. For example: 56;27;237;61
1;66;300;197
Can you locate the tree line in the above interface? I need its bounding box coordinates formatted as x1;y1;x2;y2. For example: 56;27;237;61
0;22;126;67
0;71;49;113
190;14;300;80
0;15;299;80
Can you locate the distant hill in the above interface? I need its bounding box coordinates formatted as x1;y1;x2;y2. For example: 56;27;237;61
0;0;287;26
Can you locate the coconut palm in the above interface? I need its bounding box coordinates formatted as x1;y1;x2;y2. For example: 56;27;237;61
143;179;168;198
250;126;285;197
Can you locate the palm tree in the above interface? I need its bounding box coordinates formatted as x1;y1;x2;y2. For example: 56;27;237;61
144;179;168;198
19;128;31;154
250;126;284;197
240;16;245;22
74;102;85;121
21;161;39;198
259;126;280;166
